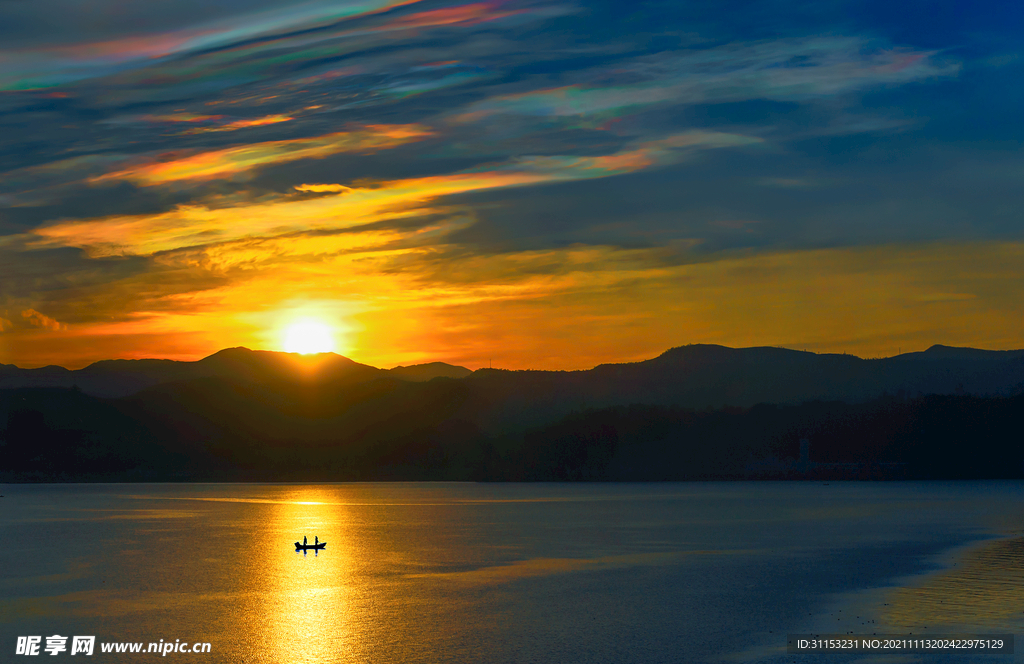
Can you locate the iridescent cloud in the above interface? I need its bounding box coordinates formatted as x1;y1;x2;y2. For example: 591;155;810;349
0;0;426;90
455;38;956;125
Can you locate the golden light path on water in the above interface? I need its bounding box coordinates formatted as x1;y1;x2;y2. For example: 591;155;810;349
256;488;356;664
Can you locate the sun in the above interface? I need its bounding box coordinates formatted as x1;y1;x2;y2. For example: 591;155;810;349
283;320;336;354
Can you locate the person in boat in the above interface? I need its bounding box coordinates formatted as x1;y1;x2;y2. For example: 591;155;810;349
303;536;307;546
315;536;318;545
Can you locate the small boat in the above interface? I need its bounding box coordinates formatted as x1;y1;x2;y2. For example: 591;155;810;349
295;536;326;551
295;542;326;550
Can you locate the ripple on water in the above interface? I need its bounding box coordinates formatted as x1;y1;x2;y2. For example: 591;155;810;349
881;536;1024;631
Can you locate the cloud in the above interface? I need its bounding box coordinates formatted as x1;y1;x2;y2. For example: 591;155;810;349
0;0;427;90
71;241;1024;369
22;308;65;330
348;241;1024;369
180;114;294;134
0;0;553;115
295;184;353;193
0;0;1014;373
30;132;761;257
88;124;433;186
106;113;227;125
0;316;12;332
101;112;296;134
453;38;957;126
376;1;532;31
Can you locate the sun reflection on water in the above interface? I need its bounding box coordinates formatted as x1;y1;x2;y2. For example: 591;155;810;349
255;488;355;664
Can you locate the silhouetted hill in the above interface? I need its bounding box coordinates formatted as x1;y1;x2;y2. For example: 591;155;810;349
451;344;1024;432
0;348;471;397
388;362;473;381
0;364;74;389
900;344;1024;361
3;343;1024;482
3;344;1023;408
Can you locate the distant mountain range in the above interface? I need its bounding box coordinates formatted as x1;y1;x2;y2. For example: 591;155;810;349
0;348;472;398
3;343;1024;405
2;344;1023;481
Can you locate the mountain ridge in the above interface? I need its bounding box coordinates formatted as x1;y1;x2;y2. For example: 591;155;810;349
3;343;1024;482
0;348;468;397
3;344;1024;403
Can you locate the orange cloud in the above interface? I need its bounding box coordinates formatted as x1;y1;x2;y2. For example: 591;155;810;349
181;114;295;134
16;131;1019;372
32;170;597;257
34;132;759;258
89;124;432;186
0;317;12;332
343;241;1024;370
295;183;352;193
22;309;66;331
5;241;1024;371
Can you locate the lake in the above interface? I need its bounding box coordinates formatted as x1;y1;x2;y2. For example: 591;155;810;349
1;482;1022;663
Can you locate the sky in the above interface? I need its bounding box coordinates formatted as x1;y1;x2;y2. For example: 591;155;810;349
0;0;1022;369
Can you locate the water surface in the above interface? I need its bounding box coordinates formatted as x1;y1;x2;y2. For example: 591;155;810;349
1;482;1022;663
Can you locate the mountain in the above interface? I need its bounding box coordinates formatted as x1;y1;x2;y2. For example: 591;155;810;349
4;343;1024;434
0;348;471;397
4;344;1023;405
2;343;1024;482
446;344;1024;432
388;362;473;381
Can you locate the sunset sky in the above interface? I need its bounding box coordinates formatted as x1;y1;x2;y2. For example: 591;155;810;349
1;0;1022;369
